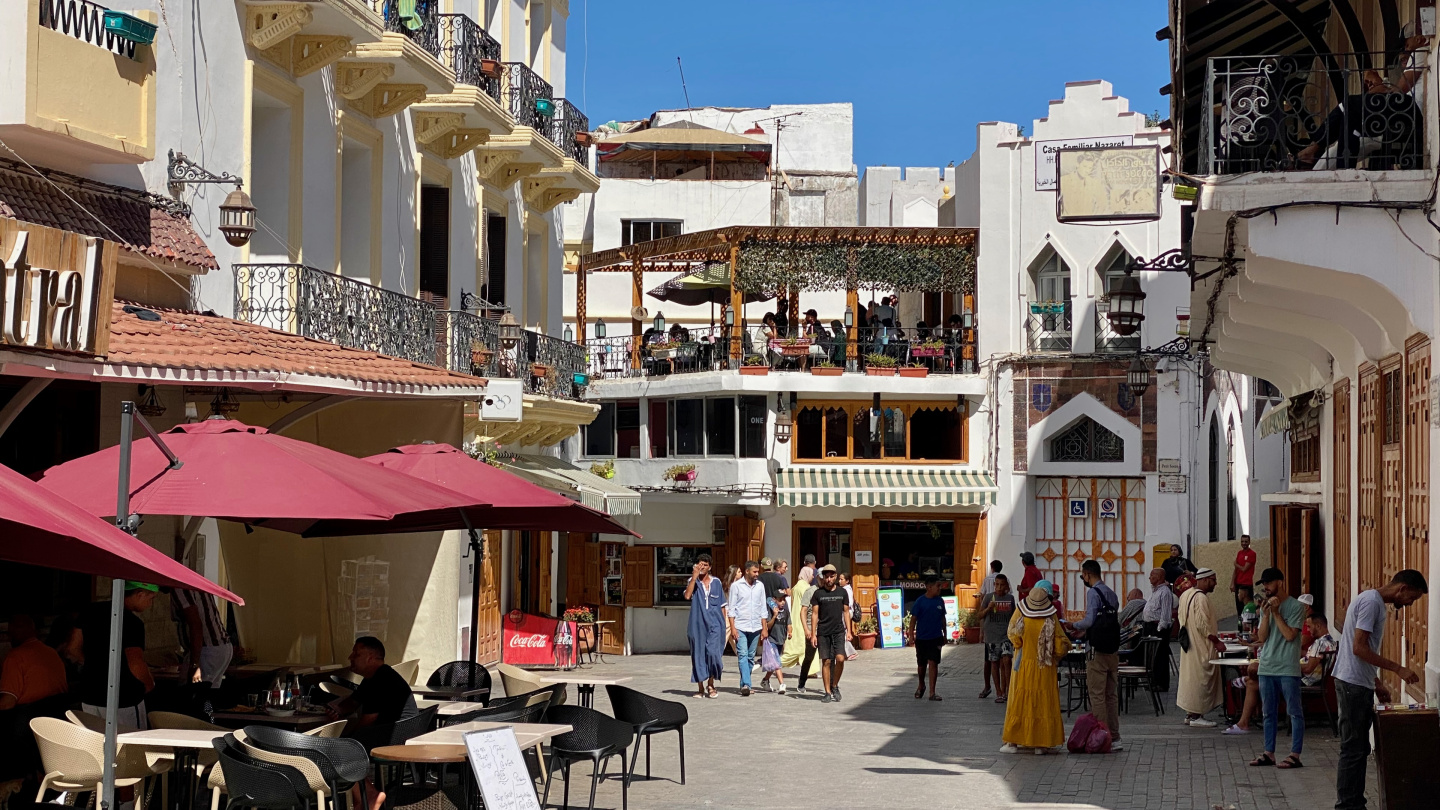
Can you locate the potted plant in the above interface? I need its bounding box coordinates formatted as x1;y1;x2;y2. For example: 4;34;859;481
530;362;552;378
480;58;503;80
772;336;812;356
562;606;596;648
961;608;983;644
649;340;678;360
575;131;595;147
664;463;698;484
810;359;843;377
865;353;896;376
740;354;769;375
898;362;929;378
855;616;880;650
469;341;494;369
588;460;615;480
911;339;946;358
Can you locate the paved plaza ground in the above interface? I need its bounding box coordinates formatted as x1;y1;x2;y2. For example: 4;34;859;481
557;642;1378;810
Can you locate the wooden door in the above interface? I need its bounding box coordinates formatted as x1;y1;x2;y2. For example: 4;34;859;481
565;533;588;609
1357;366;1381;592
623;545;655;607
476;530;502;665
1404;338;1430;699
725;516;761;572
583;543;603;605
1333;378;1352;630
1302;508;1323;607
597;604;625;654
953;515;984;609
537;532;553;616
851;519;879;617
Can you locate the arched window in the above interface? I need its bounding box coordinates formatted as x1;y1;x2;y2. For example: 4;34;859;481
1208;419;1220;543
1028;249;1072;353
1227;417;1238;539
1048;417;1124;462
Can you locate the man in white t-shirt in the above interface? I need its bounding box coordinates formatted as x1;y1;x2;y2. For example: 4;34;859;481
979;560;1001;598
1332;569;1428;810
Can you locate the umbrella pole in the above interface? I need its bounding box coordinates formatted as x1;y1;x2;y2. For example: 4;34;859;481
101;403;137;810
460;510;483;687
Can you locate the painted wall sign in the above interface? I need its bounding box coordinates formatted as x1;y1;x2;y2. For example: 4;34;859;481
0;219;117;356
1158;474;1188;494
1056;145;1162;222
1158;458;1182;474
1034;134;1134;190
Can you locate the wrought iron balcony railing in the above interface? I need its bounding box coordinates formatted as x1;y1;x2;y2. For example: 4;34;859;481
375;0;442;62
1094;301;1141;354
438;13;502;102
440;309;501;377
551;99;590;162
524;330;586;399
233;264;439;366
1025;305;1072;353
503;62;555;138
39;0;138;59
1203;51;1429;175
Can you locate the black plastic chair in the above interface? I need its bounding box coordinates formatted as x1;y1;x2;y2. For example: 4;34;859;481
348;705;438;753
425;661;492;704
1117;637;1165;716
447;693;551;726
513;683;566;709
604;685;688;785
541;706;634;810
242;725;370;809
213;735;316;810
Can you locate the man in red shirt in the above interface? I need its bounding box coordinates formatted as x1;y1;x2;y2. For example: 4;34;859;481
1231;534;1256;617
1018;552;1043;599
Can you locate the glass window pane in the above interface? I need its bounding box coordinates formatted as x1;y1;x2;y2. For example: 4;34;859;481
739;396;767;458
796;407;823;459
824;407;848;458
673;399;704;455
909;407;963;460
853;408;881;459
616;400;641;459
585;402;615;456
705;398;735;456
649;399;668;458
883;407;906;458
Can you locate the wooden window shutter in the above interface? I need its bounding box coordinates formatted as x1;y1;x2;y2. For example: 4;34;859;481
726;516;753;569
583;543;603;605
747;518;765;563
623;545;655;607
538;532;552;615
565;533;588;607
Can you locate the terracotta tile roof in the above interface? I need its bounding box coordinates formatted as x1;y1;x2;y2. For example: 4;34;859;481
105;301;486;394
0;159;218;271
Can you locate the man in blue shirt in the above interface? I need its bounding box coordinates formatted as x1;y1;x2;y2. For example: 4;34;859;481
905;575;948;701
1069;559;1123;751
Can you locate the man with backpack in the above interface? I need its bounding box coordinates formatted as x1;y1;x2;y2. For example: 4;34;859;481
1068;560;1123;751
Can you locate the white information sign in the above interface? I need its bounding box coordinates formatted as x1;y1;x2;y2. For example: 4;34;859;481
1158;458;1181;474
854;550;873;564
1158;474;1188;494
464;728;541;810
1034;135;1133;190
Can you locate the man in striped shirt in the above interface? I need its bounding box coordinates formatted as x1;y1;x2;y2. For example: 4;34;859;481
172;588;232;687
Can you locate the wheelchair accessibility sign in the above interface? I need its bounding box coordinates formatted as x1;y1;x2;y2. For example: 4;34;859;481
1068;498;1088;518
1098;497;1119;519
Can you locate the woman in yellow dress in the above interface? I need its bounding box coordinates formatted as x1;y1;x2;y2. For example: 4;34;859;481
1001;580;1071;753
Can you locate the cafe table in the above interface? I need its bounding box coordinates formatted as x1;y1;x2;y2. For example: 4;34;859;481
539;674;632;708
411;684;491;702
417;699;478;718
1208;657;1255;722
119;728;226;810
211;708;332;732
408;720;572;782
372;744;472;810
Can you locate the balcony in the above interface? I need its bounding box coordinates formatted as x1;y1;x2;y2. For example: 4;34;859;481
0;0;158;163
503;62;556;139
1025;304;1072;353
551;99;590;163
1203;51;1428;175
233;263;438;366
374;0;440;61
438;13;503;103
1094;301;1140;354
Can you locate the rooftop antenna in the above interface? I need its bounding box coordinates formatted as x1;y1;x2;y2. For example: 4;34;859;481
752;111;802;225
677;57;692;115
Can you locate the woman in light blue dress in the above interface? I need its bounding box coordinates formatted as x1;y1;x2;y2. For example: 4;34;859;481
686;553;727;697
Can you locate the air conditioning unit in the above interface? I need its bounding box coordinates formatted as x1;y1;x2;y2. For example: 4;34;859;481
480;379;523;422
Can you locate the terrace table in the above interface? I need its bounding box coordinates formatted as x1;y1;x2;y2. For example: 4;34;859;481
540;674;633;708
119;728;226;810
412;684;491;702
211;708;332;732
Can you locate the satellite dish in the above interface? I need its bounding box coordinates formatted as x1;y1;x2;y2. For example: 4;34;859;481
630;306;649;321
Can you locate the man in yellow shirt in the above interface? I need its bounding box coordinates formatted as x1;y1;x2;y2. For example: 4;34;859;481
0;614;68;710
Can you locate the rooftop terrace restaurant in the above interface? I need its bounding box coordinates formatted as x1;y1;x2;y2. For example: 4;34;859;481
576;226;979;377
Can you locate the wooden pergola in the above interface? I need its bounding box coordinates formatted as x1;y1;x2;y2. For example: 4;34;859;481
576;226;979;365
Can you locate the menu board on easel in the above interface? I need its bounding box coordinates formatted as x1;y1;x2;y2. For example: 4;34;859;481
877;588;905;648
464;728;541;810
942;596;959;643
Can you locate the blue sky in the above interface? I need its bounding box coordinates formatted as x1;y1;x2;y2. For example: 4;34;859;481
566;0;1172;170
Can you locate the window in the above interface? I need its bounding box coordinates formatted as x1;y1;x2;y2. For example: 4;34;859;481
1383;369;1402;445
1033;251;1071;303
1100;250;1131;299
671;399;705;455
655;546;712;606
648;400;668;459
1029;250;1072;352
1048;417;1124;462
584;402;616;457
1291;394;1322;482
485;213;507;305
792;401;967;462
419;185;450;305
616;401;641;459
620;219;682;247
704;398;736;456
739;396;768;458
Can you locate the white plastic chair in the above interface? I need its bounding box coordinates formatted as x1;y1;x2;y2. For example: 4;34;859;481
31;716;172;804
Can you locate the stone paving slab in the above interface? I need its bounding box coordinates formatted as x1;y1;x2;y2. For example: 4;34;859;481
547;643;1377;809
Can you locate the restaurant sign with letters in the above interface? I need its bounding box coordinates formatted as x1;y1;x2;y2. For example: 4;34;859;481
0;219;117;356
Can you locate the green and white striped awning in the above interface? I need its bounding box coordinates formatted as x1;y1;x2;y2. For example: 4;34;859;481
776;468;998;508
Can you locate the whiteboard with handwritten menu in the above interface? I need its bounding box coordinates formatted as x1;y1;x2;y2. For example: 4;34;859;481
463;728;541;810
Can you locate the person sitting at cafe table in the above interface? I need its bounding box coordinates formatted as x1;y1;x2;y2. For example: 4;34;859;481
0;614;67;712
326;636;417;728
1223;612;1335;736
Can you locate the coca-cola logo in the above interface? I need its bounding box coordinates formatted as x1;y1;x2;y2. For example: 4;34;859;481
508;633;550;648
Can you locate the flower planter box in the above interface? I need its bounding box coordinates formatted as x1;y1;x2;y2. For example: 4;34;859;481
739;365;769;376
650;348;677;359
1029;301;1066;315
480;59;503;79
911;347;945;358
898;367;929;378
675;470;698;482
470;350;494;368
770;339;813;356
575;132;595;146
865;367;896;376
530;363;552;377
810;366;843;376
855;632;878;651
964;626;983;644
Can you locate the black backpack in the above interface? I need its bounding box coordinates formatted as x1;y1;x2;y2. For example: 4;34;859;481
1089;589;1121;654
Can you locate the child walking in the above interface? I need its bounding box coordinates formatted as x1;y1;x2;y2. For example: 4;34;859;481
760;596;789;694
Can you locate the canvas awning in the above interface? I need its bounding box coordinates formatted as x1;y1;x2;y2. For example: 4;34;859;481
500;454;643;516
597;120;771;162
1258;401;1290;438
776;467;997;508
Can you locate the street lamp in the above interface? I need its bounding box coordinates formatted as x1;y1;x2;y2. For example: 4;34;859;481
1126;356;1150;398
595;319;607;339
774;394;792;444
1106;262;1147;337
654;311;666;334
168;150;257;247
499;311;522;348
723;306;734;327
218;189;257;247
961;311;974;329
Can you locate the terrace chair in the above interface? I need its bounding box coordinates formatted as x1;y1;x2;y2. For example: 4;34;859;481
1118;637;1165;716
304;720;347;739
242;726;369;810
348;705;439;753
232;731;331;810
541;706;634;810
605;685;689;785
497;663;567;705
1300;651;1339;736
65;708;138;735
211;735;316;810
30;716;172;805
425;661;491;704
446;694;550;726
390;659;422;686
317;681;353;701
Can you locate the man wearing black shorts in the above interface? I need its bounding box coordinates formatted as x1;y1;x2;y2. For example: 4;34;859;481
906;575;948;700
806;564;852;703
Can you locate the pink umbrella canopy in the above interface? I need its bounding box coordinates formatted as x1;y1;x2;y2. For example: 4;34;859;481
275;443;639;538
0;462;240;603
37;419;486;533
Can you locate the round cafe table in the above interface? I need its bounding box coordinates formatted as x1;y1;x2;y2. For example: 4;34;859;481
371;745;470;810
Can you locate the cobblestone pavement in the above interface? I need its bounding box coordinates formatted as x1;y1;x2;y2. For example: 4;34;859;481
551;643;1378;810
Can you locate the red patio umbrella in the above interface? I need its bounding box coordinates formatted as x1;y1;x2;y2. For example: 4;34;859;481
37;419;487;531
0;461;240;603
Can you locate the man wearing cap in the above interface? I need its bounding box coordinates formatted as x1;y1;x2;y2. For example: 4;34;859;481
1017;552;1043;599
805;564;852;703
1177;568;1226;728
758;557;790;605
80;581;159;730
1250;567;1307;768
1068;560;1124;750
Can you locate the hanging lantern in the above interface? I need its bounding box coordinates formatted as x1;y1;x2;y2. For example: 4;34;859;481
774;396;792;444
1127;356;1150;398
564;324;574;342
1106;263;1146;336
499;312;522;348
137;385;166;418
218;188;257;247
653;311;665;334
595;318;607;339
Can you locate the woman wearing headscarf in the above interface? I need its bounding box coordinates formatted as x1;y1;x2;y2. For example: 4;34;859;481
1001;580;1071;753
782;566;821;686
1162;543;1197;584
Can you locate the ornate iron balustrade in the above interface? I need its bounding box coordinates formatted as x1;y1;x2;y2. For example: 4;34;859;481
375;0;441;61
503;62;555;138
1094;301;1141;354
440;309;500;377
524;330;586;399
438;13;502;102
1025;306;1072;353
1203;51;1429;174
234;264;439;366
552;99;590;162
39;0;138;59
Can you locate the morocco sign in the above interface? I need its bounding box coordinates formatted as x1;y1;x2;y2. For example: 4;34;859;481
502;611;578;667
